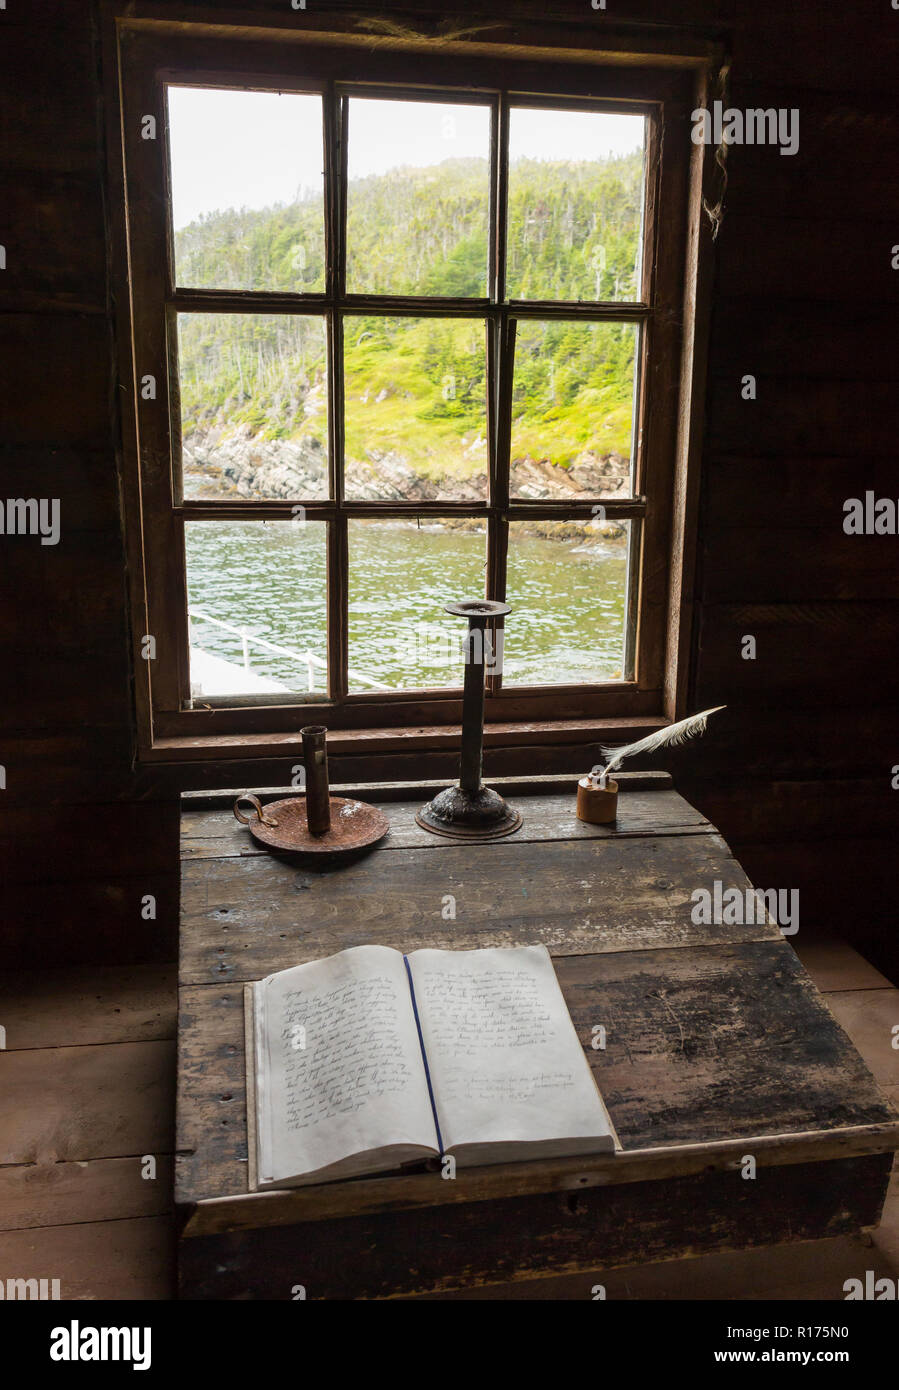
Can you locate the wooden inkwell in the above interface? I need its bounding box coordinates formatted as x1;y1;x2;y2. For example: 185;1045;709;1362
576;770;619;824
234;725;390;861
416;600;521;840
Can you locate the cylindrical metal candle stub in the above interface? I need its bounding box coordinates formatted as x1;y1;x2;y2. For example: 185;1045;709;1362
576;776;618;825
301;725;331;836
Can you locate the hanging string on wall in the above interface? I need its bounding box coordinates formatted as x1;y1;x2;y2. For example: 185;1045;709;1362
701;61;732;242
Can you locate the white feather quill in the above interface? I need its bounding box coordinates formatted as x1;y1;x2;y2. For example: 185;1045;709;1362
590;706;725;786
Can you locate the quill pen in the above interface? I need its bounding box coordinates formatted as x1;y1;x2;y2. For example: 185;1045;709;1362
590;705;726;787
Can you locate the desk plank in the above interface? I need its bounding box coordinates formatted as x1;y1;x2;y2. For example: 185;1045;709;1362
175;942;894;1207
180;830;777;985
180;789;710;861
178;1154;892;1299
556;944;896;1148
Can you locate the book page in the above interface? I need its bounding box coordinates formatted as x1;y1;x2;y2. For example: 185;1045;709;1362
254;944;439;1187
406;944;615;1158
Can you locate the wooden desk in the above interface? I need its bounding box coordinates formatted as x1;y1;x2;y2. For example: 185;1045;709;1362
176;774;899;1299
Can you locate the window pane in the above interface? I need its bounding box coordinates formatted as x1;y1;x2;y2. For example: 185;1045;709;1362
348;519;487;692
345;98;490;296
506;108;645;302
185;520;328;699
509;320;637;500
343;316;487;501
178;313;328;500
501;519;632;686
168;87;325;292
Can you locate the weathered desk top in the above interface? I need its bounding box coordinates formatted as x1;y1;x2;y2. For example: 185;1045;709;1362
176;773;899;1295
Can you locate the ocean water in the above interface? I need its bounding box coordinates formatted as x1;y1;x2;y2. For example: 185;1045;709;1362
185;518;628;696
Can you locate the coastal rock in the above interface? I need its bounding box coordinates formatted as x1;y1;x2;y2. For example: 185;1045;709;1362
183;429;328;499
182;431;632;529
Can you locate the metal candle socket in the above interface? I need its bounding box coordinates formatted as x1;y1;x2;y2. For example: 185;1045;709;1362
301;725;331;835
416;600;522;840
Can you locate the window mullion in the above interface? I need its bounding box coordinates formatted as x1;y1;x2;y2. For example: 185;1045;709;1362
487;313;515;696
336;93;348;300
492;314;515;516
494;93;510;304
324;83;348;700
622;516;642;683
485;94;512;695
329;307;347;702
328;512;348;703
323;82;340;302
329;311;344;510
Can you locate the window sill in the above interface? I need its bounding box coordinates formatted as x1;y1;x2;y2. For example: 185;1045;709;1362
138;714;668;792
148;715;665;762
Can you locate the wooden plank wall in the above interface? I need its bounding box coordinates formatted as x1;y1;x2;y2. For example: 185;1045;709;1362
670;13;899;980
2;0;897;973
0;0;179;964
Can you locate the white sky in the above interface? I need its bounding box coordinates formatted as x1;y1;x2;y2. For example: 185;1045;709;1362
168;87;644;230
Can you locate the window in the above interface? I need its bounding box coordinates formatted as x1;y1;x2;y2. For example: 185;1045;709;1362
110;20;709;761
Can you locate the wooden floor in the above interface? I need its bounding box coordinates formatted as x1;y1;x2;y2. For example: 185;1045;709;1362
2;938;898;1300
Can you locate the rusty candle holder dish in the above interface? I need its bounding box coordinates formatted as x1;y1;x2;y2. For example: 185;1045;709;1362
234;793;389;856
416;600;521;841
234;725;389;861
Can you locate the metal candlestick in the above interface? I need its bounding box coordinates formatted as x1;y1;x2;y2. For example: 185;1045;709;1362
233;724;390;860
416;600;522;840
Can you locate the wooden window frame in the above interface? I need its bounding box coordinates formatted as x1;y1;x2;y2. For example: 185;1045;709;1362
106;12;716;768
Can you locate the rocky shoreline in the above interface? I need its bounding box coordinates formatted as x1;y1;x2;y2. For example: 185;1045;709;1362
183;428;631;540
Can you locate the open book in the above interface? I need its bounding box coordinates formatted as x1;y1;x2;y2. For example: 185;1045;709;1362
245;943;618;1189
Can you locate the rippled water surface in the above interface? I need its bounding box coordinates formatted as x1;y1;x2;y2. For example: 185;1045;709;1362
185;519;628;695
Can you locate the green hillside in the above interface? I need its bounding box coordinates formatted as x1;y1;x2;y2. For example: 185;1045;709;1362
175;151;643;477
